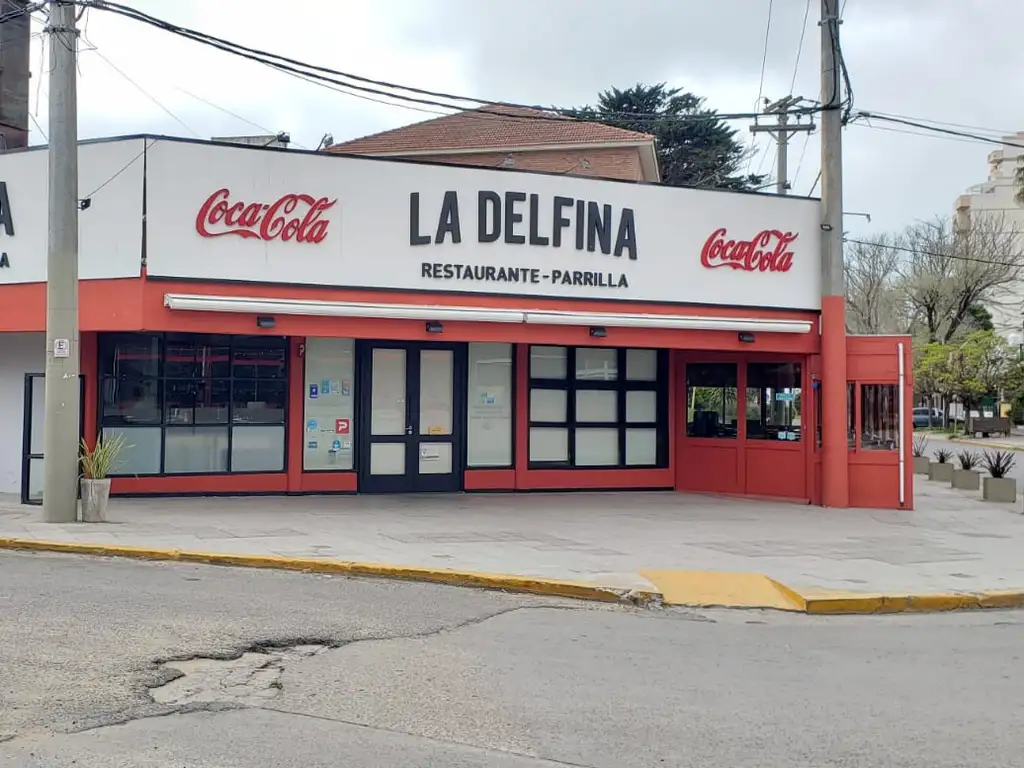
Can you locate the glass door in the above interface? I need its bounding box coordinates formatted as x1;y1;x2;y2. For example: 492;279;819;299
21;373;86;505
357;341;465;493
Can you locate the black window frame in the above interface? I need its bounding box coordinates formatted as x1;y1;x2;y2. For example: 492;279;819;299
527;346;669;469
98;332;290;476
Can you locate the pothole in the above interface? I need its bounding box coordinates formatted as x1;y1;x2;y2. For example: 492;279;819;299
150;644;328;707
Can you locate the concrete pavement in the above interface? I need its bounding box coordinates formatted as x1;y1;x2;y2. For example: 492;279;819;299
2;476;1024;612
1;553;1022;767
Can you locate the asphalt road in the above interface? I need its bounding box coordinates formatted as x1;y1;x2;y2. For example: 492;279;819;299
923;435;1024;483
2;552;1023;767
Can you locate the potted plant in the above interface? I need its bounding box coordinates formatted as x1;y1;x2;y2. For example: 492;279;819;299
79;433;128;522
981;449;1017;502
929;448;954;482
951;449;981;491
912;435;931;475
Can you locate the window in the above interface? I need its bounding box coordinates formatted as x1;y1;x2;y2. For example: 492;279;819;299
686;363;737;438
528;346;666;468
861;384;898;451
303;338;356;471
466;342;513;467
746;363;802;441
99;333;288;475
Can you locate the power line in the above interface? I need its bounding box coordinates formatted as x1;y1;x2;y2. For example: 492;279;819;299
790;0;812;94
791;130;812;188
857;112;1024;150
755;0;773;109
850;120;1003;148
845;237;1024;268
175;86;277;135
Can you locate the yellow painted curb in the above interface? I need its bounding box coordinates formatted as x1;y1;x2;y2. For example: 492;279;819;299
947;437;1024;453
0;537;658;606
640;570;804;611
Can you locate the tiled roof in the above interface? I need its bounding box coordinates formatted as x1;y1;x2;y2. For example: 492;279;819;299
328;104;654;155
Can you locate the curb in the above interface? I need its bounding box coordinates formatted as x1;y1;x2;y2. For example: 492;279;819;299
947;437;1024;453
0;538;661;607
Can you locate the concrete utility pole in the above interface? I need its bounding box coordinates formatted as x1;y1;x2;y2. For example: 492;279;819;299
749;96;816;195
42;0;80;523
0;0;32;149
819;0;848;507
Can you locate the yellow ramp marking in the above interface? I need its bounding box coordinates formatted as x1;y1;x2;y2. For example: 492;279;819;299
641;570;804;611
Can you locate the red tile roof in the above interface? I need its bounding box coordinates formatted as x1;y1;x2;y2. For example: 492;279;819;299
328;104;654;155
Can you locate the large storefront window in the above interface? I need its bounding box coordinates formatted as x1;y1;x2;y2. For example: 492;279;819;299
686;363;737;438
528;346;666;468
467;342;513;467
745;362;802;441
303;338;356;471
99;333;288;475
860;384;898;451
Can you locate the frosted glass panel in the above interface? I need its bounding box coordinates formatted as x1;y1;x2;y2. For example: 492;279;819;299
419;442;453;474
626;428;658;465
419;350;453;436
164;427;229;473
530;389;567;422
626;349;658;381
575;390;617;422
467;343;512;467
27;458;43;502
371;348;406;436
104;426;162;475
30;375;45;454
231;426;285;472
370;443;405;475
530;346;567;379
303;337;356;471
574;428;619;466
529;427;568;462
626;390;657;422
575;348;617;380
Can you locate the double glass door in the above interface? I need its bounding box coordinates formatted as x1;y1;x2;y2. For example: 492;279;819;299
358;342;466;493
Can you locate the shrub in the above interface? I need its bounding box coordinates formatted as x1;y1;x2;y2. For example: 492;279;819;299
80;433;129;480
982;450;1016;479
956;450;980;471
934;448;952;464
912;435;929;458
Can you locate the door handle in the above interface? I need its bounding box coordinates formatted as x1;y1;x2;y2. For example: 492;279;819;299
406;425;413;435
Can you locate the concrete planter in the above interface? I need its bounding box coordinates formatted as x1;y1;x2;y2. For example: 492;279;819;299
982;476;1017;503
913;456;931;475
80;478;111;523
928;462;954;482
951;469;980;491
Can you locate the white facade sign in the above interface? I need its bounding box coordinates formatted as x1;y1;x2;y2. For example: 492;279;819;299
145;138;824;310
53;338;70;358
0;138;146;284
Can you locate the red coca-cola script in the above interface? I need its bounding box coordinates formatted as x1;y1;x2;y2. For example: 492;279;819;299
700;228;798;273
195;188;337;243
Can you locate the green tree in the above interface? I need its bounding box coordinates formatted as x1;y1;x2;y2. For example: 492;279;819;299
562;83;764;190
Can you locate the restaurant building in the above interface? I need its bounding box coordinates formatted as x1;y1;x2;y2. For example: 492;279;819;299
0;135;912;508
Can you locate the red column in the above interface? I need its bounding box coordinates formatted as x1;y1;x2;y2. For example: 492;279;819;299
80;332;98;448
820;297;849;507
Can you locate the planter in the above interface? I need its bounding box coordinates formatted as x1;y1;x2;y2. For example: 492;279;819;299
982;476;1017;503
928;462;954;482
913;456;931;475
80;478;112;523
951;468;981;491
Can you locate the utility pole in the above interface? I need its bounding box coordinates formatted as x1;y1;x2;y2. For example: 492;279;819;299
0;0;32;149
750;96;815;195
42;0;80;523
819;0;848;507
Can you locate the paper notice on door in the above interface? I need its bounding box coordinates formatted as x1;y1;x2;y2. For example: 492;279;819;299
420;446;440;460
428;426;446;435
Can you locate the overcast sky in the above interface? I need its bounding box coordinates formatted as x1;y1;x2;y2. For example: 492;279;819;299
23;0;1024;238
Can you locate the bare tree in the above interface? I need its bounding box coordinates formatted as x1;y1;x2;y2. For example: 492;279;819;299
844;234;910;334
899;213;1024;344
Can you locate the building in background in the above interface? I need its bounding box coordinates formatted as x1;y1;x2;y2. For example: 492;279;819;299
328;104;660;182
955;131;1024;342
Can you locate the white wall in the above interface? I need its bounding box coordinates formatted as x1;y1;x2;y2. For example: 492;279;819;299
0;333;43;495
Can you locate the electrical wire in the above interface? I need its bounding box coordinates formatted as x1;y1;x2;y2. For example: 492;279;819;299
791;130;812;188
790;0;812;94
755;0;773;110
83;137;149;198
844;237;1024;269
857;112;1024;150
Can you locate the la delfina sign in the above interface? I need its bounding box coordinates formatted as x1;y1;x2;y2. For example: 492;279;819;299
146;138;821;309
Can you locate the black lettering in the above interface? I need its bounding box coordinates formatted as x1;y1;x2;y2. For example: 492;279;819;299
572;270;584;286
434;190;461;244
586;202;612;254
528;194;549;246
583;272;594;287
529;269;541;283
507;267;519;282
550;269;562;283
478;191;501;242
474;266;487;280
409;192;430;245
552;196;572;247
614;208;638;260
453;264;466;279
560;271;572;285
0;183;13;236
421;262;433;278
484;266;497;281
444;264;455;279
575;200;585;250
504;191;526;244
618;274;629;287
0;252;8;268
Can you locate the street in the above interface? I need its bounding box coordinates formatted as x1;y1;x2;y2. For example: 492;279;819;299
1;552;1022;767
922;434;1024;484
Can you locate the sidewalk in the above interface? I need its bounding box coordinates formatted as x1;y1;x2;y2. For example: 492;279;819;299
920;429;1024;453
2;478;1023;613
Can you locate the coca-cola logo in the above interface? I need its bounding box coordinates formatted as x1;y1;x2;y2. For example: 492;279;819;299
195;188;337;244
700;228;797;273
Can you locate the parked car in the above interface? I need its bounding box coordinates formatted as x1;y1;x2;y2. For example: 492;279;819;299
913;407;943;428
